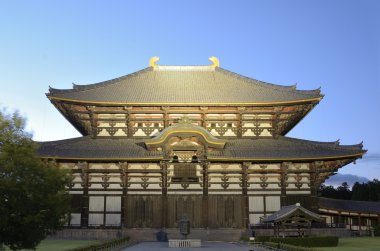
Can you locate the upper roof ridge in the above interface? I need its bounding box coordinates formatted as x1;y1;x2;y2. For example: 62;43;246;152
215;67;322;94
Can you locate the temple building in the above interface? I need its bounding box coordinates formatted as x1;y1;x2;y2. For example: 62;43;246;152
38;57;366;231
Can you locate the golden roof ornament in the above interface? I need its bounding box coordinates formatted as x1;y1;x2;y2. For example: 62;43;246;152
208;56;220;68
149;56;160;68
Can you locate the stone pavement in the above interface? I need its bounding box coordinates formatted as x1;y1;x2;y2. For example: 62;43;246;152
122;241;267;251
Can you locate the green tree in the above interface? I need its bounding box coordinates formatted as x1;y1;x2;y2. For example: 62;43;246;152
0;109;72;250
336;182;352;200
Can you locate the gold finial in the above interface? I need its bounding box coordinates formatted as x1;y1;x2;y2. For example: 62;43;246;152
149;56;160;68
208;56;220;67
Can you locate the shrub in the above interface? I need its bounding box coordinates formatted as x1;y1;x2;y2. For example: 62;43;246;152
269;236;338;247
255;236;271;243
373;226;380;236
67;236;130;251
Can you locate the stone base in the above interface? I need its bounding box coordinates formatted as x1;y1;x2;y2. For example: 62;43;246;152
51;228;247;241
124;228;246;241
169;239;201;248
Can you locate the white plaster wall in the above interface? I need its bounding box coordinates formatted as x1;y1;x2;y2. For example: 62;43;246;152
265;196;281;211
70;213;81;225
249;214;264;224
105;214;121;226
106;197;121;212
133;128;147;136
249;196;264;211
89;214;103;225
89;196;104;211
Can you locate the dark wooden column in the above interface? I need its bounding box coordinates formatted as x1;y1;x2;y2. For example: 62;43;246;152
120;161;128;228
202;162;209;228
125;106;132;138
338;211;342;226
280;162;288;206
200;107;207;128
237;107;245;138
161;161;168;228
79;161;89;228
162;106;169;128
242;162;249;228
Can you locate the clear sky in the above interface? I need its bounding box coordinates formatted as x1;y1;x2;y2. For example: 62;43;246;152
0;1;379;179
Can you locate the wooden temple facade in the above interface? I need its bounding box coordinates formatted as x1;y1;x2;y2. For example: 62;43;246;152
38;57;365;229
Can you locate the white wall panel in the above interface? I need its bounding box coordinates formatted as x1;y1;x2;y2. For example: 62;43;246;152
89;196;104;211
249;196;264;211
70;213;81;226
105;214;121;226
89;213;103;225
249;213;264;224
106;196;121;212
265;196;281;211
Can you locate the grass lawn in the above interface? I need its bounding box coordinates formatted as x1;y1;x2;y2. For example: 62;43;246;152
4;239;100;251
318;237;380;251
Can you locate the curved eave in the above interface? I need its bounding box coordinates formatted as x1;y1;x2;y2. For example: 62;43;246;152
47;95;323;107
208;152;365;162
38;152;365;162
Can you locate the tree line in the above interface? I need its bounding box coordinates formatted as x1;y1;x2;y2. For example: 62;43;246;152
319;179;380;201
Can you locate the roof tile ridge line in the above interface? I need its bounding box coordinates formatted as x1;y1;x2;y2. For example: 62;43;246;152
49;67;152;94
216;67;321;95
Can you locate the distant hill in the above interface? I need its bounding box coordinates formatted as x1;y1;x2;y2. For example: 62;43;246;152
324;173;369;188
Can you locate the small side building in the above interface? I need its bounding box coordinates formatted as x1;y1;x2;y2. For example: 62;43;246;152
319;197;380;233
263;203;322;237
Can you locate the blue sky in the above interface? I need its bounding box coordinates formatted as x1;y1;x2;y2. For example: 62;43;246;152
0;1;379;179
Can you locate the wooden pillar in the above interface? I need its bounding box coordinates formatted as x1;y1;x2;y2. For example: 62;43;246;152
338;211;342;226
237;111;242;138
200;107;207;128
162;106;169;128
79;161;89;228
124;106;132;138
120;162;128;228
280;162;288;206
242;162;249;228
161;161;168;228
359;214;362;231
349;213;352;230
202;162;209;228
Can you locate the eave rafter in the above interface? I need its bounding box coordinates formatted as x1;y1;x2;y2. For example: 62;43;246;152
49;99;320;138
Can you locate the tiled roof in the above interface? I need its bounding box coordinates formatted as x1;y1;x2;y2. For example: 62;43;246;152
47;67;322;104
37;136;364;160
263;204;322;223
209;137;364;160
318;197;380;214
37;137;161;160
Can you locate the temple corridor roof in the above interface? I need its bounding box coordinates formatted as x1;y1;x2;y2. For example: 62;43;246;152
37;136;364;161
48;66;322;105
319;197;380;214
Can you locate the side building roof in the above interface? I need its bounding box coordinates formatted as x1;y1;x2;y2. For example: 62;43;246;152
263;203;322;223
319;197;380;214
47;66;322;105
37;136;364;161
